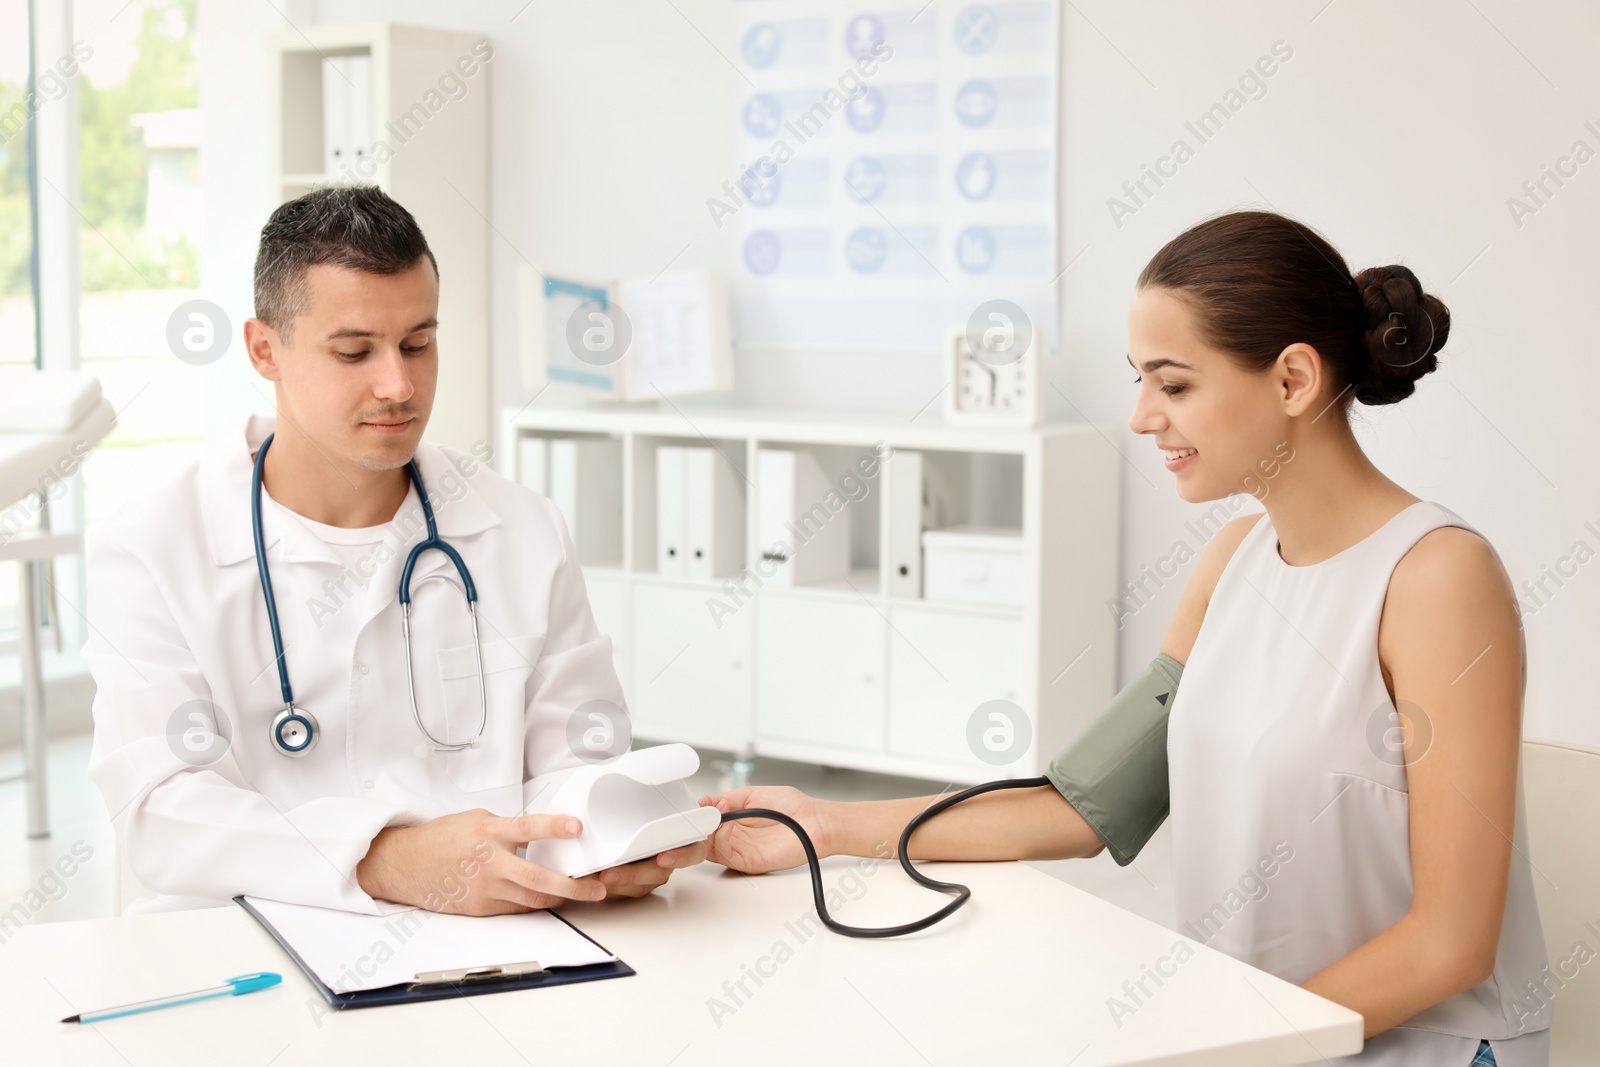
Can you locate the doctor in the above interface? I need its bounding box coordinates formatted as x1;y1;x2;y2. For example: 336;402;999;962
85;185;706;915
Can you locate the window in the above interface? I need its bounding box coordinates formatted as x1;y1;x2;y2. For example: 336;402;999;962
0;2;40;370
0;2;41;647
73;0;204;530
0;0;205;653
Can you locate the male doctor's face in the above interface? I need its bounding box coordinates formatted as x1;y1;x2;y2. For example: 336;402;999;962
254;258;440;472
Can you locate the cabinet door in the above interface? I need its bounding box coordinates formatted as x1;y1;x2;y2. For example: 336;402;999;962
757;596;885;751
887;606;1028;771
583;571;629;695
630;583;754;751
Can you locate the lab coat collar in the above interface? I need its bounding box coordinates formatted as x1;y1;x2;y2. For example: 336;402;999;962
199;414;502;569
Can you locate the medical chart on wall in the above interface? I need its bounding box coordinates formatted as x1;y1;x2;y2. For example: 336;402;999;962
721;0;1060;353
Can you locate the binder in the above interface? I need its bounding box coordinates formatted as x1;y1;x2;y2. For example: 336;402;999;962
345;53;371;174
756;448;850;586
321;54;371;178
517;435;549;496
887;449;924;597
616;269;735;397
236;896;634;1010
520;267;735;400
321;56;350;176
549;438;623;565
656;445;686;576
682;446;744;580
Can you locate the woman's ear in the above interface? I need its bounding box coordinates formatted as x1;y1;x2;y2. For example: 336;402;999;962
1275;343;1325;418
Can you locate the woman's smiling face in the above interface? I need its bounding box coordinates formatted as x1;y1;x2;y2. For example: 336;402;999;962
1126;286;1296;504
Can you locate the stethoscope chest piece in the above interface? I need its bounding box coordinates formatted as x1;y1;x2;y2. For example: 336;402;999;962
271;704;319;757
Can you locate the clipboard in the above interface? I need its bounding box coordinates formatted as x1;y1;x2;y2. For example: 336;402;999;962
235;896;635;1010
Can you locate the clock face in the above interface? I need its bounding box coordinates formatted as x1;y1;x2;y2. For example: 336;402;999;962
947;323;1036;428
955;336;1030;411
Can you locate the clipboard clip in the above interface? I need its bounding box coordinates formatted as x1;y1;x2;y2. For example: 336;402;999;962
411;961;549;986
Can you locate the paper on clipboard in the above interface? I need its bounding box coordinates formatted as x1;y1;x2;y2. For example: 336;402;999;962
241;896;618;995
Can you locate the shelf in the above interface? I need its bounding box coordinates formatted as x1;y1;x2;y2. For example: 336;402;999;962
503;402;1122;781
269;22;490;454
753;567;882;600
506;404;1106;456
630;571;744;591
894;596;1023;620
592;566;897;602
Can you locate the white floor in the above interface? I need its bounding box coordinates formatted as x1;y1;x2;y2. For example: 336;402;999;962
0;734;120;930
0;732;1177;935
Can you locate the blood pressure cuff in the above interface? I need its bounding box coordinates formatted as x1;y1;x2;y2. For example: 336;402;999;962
1044;653;1182;867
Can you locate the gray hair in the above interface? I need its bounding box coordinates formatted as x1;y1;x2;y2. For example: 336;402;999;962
253;185;438;340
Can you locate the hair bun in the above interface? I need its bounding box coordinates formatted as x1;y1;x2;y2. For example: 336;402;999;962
1351;264;1449;405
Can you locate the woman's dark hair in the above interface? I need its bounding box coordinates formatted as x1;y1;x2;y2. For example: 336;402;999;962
1136;210;1449;407
253;185;438;341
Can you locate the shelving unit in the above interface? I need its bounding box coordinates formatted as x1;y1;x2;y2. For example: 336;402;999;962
503;406;1121;784
267;22;491;453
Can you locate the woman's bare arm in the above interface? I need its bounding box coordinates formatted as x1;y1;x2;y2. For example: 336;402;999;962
703;513;1266;874
1299;528;1524;1037
826;785;1105;861
701;784;1103;871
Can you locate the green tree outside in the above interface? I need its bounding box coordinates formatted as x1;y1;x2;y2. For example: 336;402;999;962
0;0;200;298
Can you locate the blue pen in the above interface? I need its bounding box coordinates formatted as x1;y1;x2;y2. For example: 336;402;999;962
61;972;282;1024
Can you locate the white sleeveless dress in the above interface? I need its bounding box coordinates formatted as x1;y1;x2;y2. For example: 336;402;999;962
1168;500;1553;1065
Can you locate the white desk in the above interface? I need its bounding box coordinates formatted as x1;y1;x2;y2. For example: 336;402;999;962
1;858;1362;1065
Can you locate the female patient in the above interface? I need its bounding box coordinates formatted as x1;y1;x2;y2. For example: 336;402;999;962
701;211;1551;1066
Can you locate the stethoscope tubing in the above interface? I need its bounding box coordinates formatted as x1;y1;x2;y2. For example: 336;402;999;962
251;432;487;756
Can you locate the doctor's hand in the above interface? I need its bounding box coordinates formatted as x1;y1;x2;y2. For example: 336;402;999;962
592;839;710;899
699;787;835;874
356;809;610;916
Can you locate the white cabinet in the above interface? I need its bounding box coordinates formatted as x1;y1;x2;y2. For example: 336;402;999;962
888;605;1025;775
757;596;884;751
502;407;1120;784
629;581;753;752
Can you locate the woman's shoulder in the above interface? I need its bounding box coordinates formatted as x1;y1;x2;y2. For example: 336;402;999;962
1385;519;1509;629
1378;512;1519;679
1376;515;1525;739
1388;498;1505;595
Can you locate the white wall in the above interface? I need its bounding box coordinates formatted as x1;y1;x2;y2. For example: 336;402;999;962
1055;0;1598;749
195;0;310;441
197;0;1599;746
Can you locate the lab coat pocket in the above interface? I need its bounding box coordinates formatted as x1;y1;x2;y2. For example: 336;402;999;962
436;633;545;799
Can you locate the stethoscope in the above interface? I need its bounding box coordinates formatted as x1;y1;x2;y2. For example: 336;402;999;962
251;433;487;757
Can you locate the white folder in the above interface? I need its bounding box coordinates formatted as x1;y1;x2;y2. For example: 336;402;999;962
616;269;735;399
549;438;622;565
683;446;744;580
345;53;371;173
656;445;686;576
321;56;350;176
516;435;549;497
756;448;850;587
888;449;924;597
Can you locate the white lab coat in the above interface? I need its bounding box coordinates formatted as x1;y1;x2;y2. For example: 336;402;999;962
84;414;626;914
